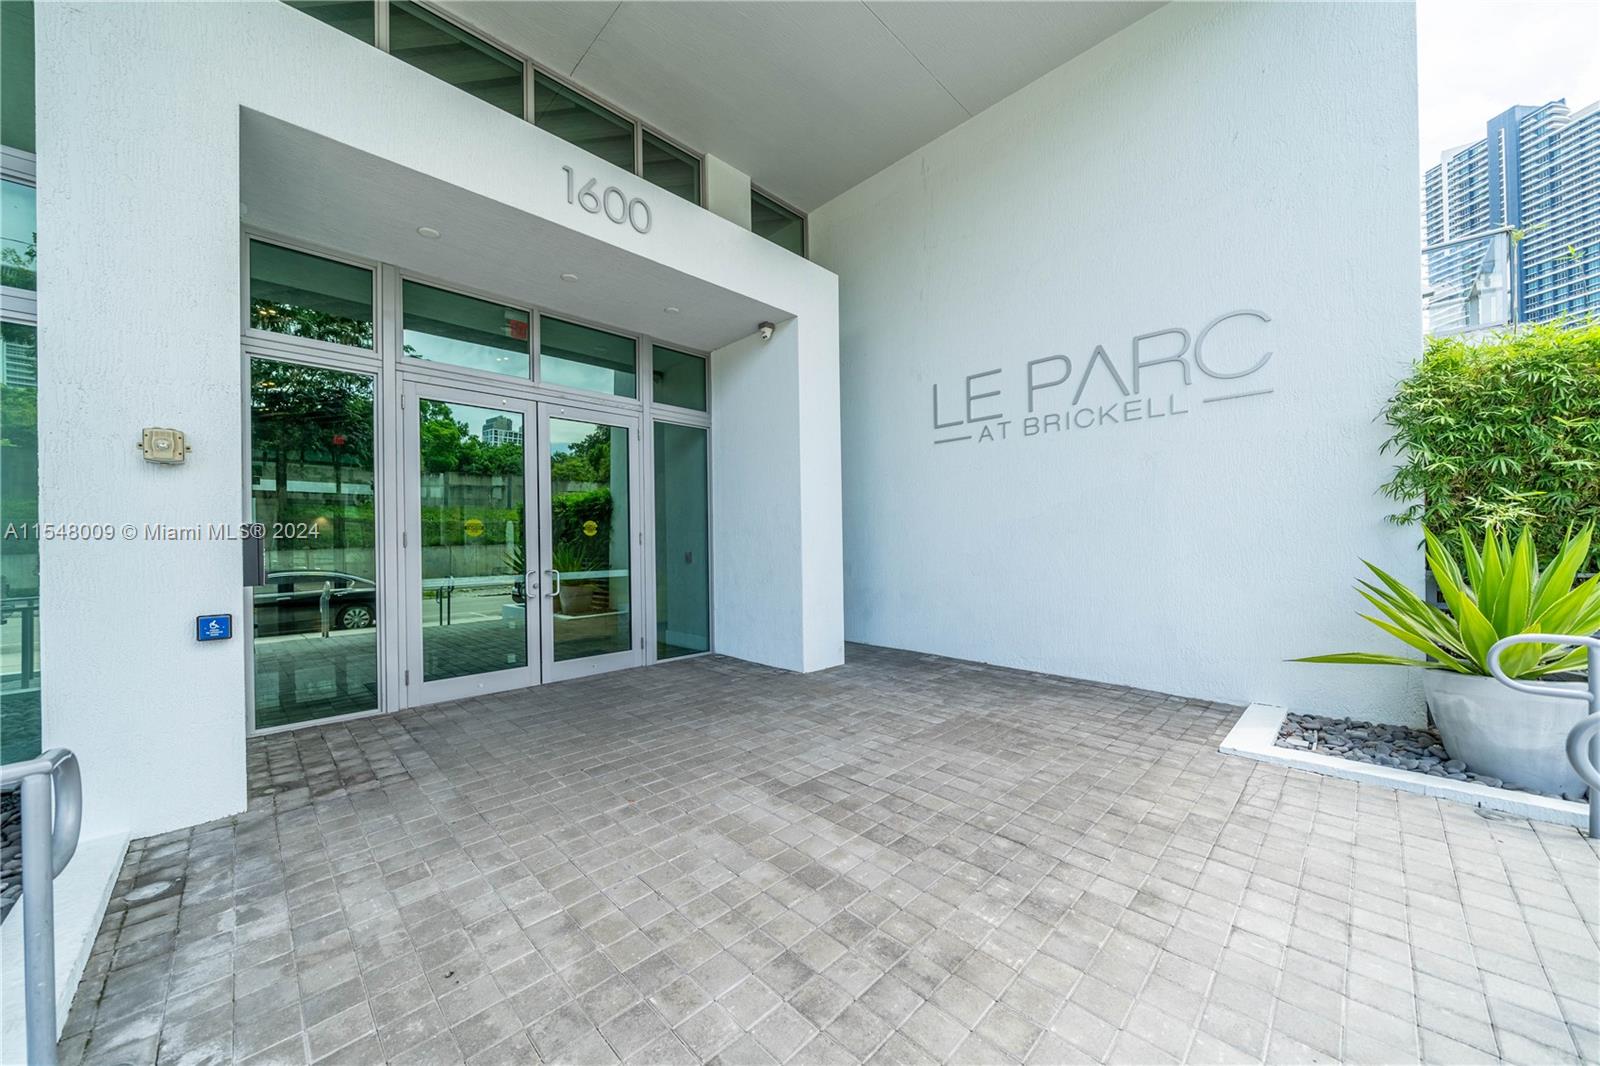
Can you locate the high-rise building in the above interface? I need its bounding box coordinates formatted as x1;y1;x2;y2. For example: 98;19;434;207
1423;98;1600;330
481;414;522;446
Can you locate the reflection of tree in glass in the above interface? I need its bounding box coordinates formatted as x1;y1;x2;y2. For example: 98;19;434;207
251;362;374;547
418;400;522;476
551;425;612;484
250;299;373;348
0;229;35;289
1;325;39;565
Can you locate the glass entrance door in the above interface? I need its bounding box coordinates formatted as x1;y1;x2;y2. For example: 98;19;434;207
539;404;643;680
403;381;538;703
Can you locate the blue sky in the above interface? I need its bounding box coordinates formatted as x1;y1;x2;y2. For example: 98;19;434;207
1417;0;1600;173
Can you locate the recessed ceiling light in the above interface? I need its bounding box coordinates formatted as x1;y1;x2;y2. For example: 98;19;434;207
663;306;680;315
560;272;579;282
417;226;441;239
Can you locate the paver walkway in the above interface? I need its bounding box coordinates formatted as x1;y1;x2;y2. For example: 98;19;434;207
60;646;1600;1065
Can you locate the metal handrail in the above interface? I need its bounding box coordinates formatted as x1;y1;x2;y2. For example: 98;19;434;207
0;749;82;1066
1487;636;1600;836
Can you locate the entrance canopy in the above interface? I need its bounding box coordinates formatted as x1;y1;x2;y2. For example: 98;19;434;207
241;111;789;352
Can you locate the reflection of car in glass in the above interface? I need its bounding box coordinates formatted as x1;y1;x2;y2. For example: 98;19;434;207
253;571;376;635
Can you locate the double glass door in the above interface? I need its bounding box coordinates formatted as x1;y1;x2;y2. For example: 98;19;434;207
403;380;641;704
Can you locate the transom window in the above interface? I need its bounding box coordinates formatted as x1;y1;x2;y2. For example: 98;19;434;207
389;1;523;116
248;241;375;349
534;72;635;173
540;316;638;399
752;189;806;258
402;280;531;376
652;346;706;411
277;0;710;206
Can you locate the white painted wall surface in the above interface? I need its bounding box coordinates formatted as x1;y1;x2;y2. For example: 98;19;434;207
810;2;1426;723
35;0;842;838
702;153;754;230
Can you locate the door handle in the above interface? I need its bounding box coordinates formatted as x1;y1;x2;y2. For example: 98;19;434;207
548;568;561;598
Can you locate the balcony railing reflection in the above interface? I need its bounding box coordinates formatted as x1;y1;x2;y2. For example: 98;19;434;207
1422;226;1514;338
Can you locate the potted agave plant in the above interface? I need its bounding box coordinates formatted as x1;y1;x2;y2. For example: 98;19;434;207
1298;523;1598;797
551;541;599;615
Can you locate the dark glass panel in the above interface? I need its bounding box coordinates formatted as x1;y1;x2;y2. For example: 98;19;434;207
403;280;530;377
653;422;708;659
0;322;40;762
284;1;375;44
752;189;805;257
534;72;635;171
540;316;637;398
249;241;374;349
651;346;706;411
390;1;524;116
642;131;700;205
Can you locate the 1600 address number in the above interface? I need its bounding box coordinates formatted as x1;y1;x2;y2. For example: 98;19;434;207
562;166;652;234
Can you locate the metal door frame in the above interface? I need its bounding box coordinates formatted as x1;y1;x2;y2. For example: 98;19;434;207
538;401;645;682
401;378;542;705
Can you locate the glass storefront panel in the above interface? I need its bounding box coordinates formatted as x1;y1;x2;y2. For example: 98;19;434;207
249;241;375;349
403;280;531;377
284;0;375;44
250;359;379;729
0;1;33;155
0;322;40;762
540;316;637;398
642;132;700;205
1;179;35;291
653;422;709;659
752;189;806;258
652;346;706;411
418;400;527;681
549;418;631;661
390;1;524;117
534;72;636;172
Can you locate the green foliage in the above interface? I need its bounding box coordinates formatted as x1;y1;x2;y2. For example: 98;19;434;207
499;491;614;572
551;488;611;547
1;378;38;563
419;506;521;549
417;399;522;477
0;352;37;527
551;541;599;573
0;228;34;289
1381;321;1600;565
250;298;373;348
1296;523;1599;678
251;361;376;552
252;361;374;470
551;426;613;484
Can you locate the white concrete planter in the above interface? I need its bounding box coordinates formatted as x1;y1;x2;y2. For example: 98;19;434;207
1422;670;1589;799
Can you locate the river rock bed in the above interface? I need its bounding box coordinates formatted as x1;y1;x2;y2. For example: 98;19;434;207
1;790;18;922
1275;712;1583;801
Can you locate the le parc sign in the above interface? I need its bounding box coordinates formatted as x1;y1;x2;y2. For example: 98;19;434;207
931;309;1275;446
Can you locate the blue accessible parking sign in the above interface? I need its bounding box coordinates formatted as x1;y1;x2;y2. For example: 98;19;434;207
196;614;232;641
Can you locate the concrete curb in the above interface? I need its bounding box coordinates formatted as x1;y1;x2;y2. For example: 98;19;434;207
1221;703;1590;828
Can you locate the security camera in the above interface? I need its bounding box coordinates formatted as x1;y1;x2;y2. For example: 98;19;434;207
758;321;775;341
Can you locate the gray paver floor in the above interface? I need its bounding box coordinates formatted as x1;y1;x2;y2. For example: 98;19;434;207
60;645;1600;1065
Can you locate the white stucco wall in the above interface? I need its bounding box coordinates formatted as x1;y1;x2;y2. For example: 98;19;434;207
703;153;754;230
35;0;842;838
810;1;1425;723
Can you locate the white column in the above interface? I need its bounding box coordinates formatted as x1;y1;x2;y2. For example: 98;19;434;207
703;154;753;230
710;314;843;673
